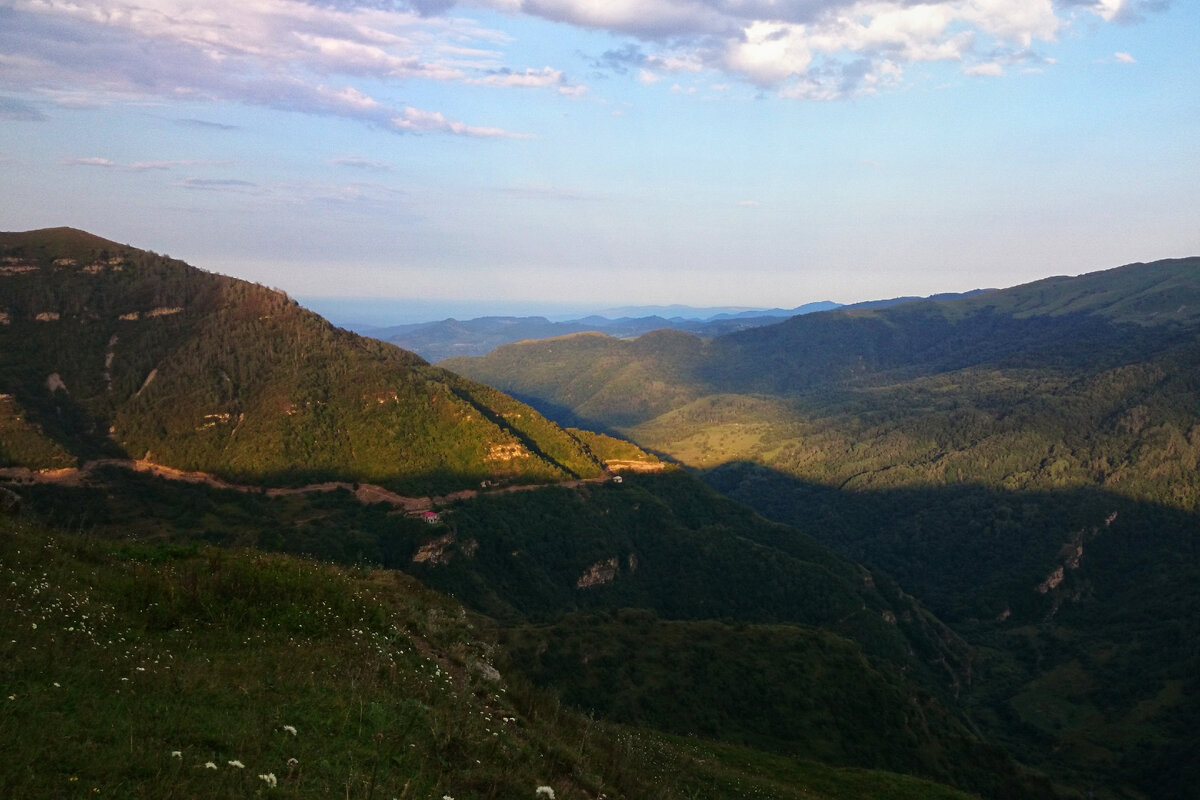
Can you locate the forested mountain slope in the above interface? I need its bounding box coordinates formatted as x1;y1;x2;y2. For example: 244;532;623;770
447;258;1200;509
0;228;606;494
0;227;1056;798
446;257;1200;798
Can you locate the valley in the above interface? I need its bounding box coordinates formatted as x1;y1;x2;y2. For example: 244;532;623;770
2;228;1197;799
446;257;1200;798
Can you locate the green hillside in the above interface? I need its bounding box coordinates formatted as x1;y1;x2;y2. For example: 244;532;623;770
0;226;1047;799
445;257;1200;798
0;228;605;494
8;459;1061;797
2;510;989;800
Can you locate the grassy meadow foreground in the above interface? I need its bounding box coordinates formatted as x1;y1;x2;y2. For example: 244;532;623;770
0;511;975;800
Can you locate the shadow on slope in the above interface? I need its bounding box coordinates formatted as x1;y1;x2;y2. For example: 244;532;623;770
703;461;1200;799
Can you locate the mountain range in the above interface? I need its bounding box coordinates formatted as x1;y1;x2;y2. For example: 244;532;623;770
356;295;986;362
3;227;1198;798
446;256;1200;798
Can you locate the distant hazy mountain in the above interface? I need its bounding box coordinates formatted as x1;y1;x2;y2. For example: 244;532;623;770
0;227;605;494
371;313;793;362
593;300;841;320
370;296;994;362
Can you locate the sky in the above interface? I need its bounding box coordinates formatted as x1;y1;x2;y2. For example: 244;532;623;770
1;0;1197;321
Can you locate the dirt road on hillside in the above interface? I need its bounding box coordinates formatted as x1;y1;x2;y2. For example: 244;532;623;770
0;458;636;513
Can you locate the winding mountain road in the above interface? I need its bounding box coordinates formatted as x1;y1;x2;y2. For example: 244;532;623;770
0;458;643;513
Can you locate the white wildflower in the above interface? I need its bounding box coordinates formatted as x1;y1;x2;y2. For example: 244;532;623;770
536;787;556;799
282;724;298;736
171;751;182;758
287;757;299;767
259;772;278;788
204;762;217;770
228;759;244;768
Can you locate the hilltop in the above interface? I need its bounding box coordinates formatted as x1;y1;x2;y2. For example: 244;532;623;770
0;228;609;495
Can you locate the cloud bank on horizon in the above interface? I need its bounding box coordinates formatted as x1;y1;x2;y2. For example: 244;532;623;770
0;0;1195;311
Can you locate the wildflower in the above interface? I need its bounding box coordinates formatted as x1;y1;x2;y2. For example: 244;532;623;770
53;682;61;688
282;724;298;736
258;773;278;788
287;757;299;767
204;762;217;770
228;760;244;769
536;787;556;800
171;751;182;758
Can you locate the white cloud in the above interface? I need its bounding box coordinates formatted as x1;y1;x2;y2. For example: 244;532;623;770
467;66;568;88
67;156;230;171
638;69;662;84
0;0;549;135
390;106;529;137
66;157;117;167
965;61;1005;76
724;21;813;86
480;0;1162;99
0;0;1167;118
1115;51;1136;63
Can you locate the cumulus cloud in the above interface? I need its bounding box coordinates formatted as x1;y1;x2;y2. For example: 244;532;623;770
0;0;1167;118
0;0;549;136
480;0;1163;99
1067;0;1169;24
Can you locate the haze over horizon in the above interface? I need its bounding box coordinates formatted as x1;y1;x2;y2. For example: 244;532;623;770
2;0;1197;314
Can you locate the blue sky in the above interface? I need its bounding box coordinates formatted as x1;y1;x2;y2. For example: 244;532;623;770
1;0;1196;320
